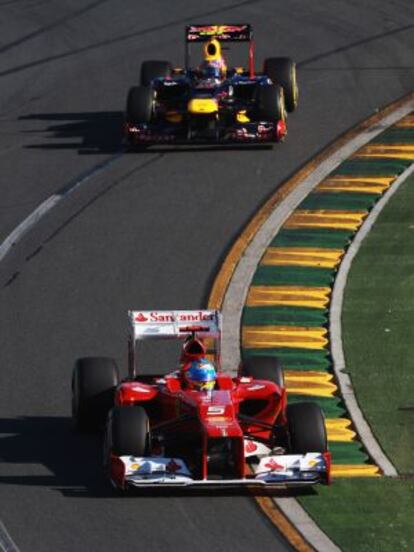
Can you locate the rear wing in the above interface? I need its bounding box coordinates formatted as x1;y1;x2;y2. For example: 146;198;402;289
185;24;255;77
186;24;252;42
128;310;222;378
129;310;221;340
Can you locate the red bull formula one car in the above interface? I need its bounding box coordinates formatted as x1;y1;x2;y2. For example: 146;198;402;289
72;310;330;490
124;24;299;146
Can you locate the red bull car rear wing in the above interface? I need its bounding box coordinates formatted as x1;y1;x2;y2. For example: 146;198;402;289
186;24;252;42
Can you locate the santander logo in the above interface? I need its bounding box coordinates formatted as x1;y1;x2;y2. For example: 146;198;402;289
135;312;149;322
135;311;214;323
245;441;258;454
166;459;181;474
265;458;285;472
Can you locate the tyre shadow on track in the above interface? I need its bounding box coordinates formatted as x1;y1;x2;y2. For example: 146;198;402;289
0;416;316;499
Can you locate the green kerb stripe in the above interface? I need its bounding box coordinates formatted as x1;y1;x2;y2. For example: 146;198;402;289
288;395;345;418
372;129;414;143
242;347;331;371
328;442;369;464
243;306;328;327
251;266;335;286
300;192;379;211
271;228;354;249
333;159;411;175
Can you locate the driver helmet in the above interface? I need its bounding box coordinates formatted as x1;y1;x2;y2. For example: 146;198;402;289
199;62;223;80
199;39;227;79
185;358;217;391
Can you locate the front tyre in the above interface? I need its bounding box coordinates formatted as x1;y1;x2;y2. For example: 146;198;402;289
287;402;327;454
107;406;150;457
72;357;119;431
263;57;298;112
126;86;154;124
257;84;286;122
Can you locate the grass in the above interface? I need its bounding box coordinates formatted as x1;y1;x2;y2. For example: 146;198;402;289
298;173;414;551
299;479;414;552
342;174;414;473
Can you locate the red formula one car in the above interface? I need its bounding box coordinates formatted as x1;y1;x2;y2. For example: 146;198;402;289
72;310;330;490
124;24;298;146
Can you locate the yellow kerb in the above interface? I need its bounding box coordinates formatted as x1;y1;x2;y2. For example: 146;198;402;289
246;286;331;309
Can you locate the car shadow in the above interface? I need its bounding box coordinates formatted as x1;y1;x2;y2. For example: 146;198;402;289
0;415;110;496
19;111;125;154
0;415;317;499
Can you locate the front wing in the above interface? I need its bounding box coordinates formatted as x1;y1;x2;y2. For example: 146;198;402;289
110;453;331;489
125;120;287;146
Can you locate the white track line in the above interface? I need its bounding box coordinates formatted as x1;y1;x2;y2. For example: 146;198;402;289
330;162;414;477
0;152;123;263
0;522;20;552
0;151;123;549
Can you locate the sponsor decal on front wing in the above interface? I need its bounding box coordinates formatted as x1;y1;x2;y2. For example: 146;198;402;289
255;453;327;481
122;456;191;478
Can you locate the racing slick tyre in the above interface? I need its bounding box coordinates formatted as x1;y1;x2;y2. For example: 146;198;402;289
72;357;119;432
257;84;286;122
287;402;327;454
126;86;154;124
263;57;298;112
241;355;284;388
108;406;150;457
140;60;172;86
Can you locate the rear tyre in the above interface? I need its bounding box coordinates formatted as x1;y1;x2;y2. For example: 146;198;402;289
257;84;286;122
263;57;298;112
126;86;154;124
140;60;172;85
287;402;327;453
72;357;119;431
241;355;284;388
108;406;150;457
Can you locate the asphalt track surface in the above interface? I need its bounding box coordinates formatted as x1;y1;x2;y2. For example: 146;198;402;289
0;1;413;551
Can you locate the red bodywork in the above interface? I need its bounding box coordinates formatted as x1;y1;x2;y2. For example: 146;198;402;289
114;372;287;480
